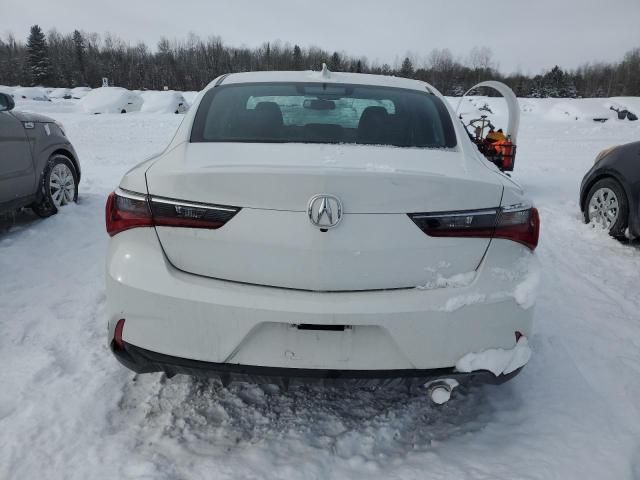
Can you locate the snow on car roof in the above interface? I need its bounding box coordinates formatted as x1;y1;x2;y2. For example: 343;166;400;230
206;69;435;93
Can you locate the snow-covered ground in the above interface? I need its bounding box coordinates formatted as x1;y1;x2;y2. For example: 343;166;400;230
1;95;639;479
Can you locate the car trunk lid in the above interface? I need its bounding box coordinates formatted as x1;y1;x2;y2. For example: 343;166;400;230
145;142;503;291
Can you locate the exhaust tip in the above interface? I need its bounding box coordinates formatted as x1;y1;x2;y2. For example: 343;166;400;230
429;383;452;405
426;379;459;405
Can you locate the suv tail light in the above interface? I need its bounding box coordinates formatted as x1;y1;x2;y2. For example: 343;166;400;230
408;205;540;250
106;188;240;237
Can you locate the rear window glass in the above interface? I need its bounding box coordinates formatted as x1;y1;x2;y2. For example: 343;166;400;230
191;83;456;148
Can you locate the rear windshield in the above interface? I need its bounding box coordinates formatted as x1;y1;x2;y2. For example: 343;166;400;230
191;83;457;148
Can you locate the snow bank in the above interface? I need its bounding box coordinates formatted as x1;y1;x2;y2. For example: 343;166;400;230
78;87;143;114
546;99;614;122
49;88;72;99
70;86;91;99
140;91;189;114
12;87;50;101
608;96;640;114
181;91;200;104
456;336;532;376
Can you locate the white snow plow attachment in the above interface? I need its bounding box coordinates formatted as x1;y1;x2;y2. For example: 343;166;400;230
457;81;521;172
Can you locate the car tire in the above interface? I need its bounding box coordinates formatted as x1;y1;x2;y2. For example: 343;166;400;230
32;154;79;218
584;177;629;237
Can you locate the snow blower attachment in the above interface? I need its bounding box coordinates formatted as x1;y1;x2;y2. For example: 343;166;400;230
463;116;517;171
457;81;521;172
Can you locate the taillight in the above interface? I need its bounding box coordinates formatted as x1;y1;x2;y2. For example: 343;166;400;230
149;197;239;229
106;188;240;237
106;189;152;236
409;205;540;250
494;206;540;250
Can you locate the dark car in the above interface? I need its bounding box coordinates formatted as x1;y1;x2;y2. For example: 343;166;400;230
580;141;640;239
0;92;80;218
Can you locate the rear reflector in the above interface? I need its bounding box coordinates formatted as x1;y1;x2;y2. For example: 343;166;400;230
113;318;125;350
409;205;540;250
106;188;240;237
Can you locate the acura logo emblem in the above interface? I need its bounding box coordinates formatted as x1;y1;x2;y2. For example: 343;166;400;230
307;194;343;229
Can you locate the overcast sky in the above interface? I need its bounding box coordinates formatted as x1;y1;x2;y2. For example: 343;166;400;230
4;0;639;74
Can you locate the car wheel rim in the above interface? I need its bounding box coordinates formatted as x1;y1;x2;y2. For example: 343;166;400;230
587;187;619;229
49;163;75;208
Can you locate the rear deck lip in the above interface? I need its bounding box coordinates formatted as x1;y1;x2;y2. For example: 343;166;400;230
112;341;523;386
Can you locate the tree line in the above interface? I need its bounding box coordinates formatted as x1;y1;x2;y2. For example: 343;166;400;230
1;25;639;98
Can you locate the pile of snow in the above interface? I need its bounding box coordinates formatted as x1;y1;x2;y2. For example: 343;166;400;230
140;90;189;114
77;87;143;114
608;97;640;115
49;88;72;99
181;91;201;104
546;99;616;122
12;87;50;101
0;85;15;95
70;86;92;99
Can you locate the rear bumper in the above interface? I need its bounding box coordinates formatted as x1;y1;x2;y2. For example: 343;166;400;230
112;341;523;387
106;229;536;374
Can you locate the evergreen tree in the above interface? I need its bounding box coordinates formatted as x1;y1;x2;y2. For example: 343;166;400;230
264;42;271;70
292;45;303;70
543;65;564;97
72;30;86;85
400;57;414;78
27;25;51;85
329;51;341;71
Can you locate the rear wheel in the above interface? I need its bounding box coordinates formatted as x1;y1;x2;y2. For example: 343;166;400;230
584;178;628;237
32;154;79;218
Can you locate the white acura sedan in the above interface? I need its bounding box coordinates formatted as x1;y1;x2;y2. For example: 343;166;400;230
106;69;539;403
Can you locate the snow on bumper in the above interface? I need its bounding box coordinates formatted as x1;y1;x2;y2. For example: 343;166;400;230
107;229;537;372
455;336;532;376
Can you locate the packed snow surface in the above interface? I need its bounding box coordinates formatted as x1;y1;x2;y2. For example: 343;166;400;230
1;94;640;479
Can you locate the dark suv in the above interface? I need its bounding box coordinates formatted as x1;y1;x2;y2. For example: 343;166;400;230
0;92;80;217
